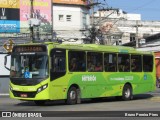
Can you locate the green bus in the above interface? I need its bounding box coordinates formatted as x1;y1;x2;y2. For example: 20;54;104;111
6;42;156;105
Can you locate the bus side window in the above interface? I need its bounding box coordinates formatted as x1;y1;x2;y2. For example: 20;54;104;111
69;51;86;72
104;53;117;72
87;52;103;72
143;55;153;72
131;55;142;72
118;54;130;72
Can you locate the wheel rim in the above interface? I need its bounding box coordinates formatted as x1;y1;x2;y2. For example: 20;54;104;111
124;88;130;98
70;90;76;100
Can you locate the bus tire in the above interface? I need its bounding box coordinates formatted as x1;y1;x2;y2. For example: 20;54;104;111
67;87;77;105
122;84;133;101
34;100;46;106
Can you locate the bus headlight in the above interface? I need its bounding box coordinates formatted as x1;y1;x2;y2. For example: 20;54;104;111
37;84;48;93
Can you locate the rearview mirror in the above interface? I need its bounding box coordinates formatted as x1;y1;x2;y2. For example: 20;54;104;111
4;54;11;71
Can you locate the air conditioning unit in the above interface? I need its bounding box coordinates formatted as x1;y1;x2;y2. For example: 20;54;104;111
139;39;146;44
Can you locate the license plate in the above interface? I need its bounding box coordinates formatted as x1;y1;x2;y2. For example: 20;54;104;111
20;94;27;97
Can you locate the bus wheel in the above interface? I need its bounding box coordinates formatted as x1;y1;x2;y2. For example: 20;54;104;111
67;87;77;105
34;100;46;106
122;84;133;101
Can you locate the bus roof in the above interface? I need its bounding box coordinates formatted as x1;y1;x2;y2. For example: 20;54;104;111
16;42;153;55
52;43;152;54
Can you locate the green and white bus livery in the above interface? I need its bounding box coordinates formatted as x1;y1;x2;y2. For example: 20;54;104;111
7;42;156;105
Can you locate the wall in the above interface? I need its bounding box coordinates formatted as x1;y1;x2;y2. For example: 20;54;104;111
53;4;89;43
0;0;20;33
101;20;160;45
0;0;52;34
0;53;10;95
0;54;10;76
0;77;9;95
126;14;141;20
53;0;88;5
53;5;89;30
94;9;141;21
155;52;160;78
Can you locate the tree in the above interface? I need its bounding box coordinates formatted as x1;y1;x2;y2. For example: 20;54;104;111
83;26;104;44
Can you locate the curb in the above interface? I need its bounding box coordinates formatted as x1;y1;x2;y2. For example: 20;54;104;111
150;96;160;101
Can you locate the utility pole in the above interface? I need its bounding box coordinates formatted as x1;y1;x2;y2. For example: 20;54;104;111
135;20;142;48
51;1;53;41
135;20;139;48
30;0;34;42
91;0;94;26
88;0;101;43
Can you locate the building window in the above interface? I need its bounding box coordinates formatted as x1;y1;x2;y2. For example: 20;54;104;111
130;33;136;42
59;15;64;21
116;40;122;45
83;13;87;28
66;15;71;22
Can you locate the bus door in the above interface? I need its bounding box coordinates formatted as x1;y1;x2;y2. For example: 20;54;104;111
50;49;66;81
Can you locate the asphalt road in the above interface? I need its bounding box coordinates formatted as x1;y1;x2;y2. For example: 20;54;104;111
0;88;160;120
0;94;160;111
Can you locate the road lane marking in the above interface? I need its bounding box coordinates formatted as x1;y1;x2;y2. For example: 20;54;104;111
0;93;9;96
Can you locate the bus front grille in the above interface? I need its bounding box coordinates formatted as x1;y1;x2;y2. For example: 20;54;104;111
12;91;37;98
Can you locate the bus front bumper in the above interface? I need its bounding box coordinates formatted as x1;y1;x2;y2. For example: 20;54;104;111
9;84;49;101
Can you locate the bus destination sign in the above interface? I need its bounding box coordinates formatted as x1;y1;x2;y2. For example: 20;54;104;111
13;46;47;52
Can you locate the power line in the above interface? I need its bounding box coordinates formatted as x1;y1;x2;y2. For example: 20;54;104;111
130;0;158;12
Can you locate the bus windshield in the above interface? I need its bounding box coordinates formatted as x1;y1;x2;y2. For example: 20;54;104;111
10;53;48;79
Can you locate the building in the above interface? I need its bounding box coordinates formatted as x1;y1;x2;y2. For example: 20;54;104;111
94;9;160;45
53;0;90;44
0;0;53;51
0;0;91;52
94;8;141;21
0;1;160;47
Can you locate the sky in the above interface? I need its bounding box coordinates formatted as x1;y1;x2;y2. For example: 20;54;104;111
98;0;160;21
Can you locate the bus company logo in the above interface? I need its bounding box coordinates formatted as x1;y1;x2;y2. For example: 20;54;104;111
82;75;96;82
144;75;147;80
